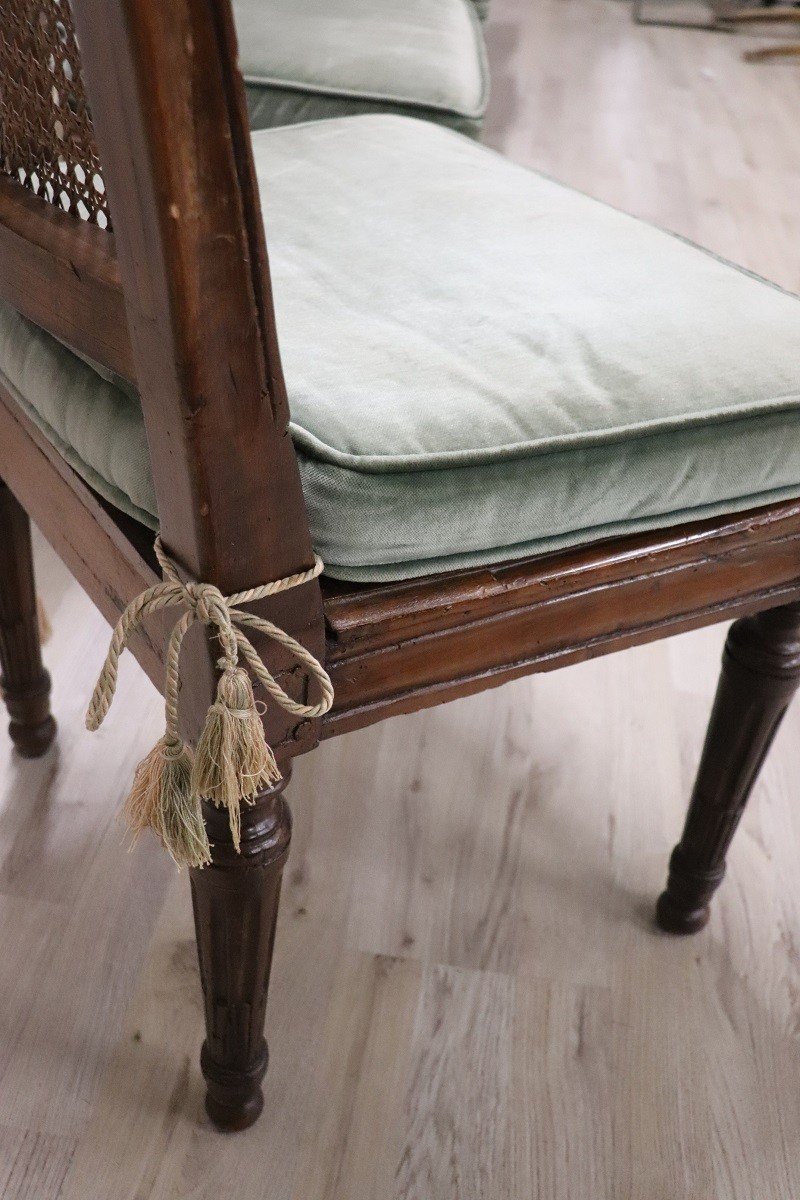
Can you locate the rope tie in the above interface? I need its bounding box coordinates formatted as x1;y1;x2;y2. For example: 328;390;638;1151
87;537;332;868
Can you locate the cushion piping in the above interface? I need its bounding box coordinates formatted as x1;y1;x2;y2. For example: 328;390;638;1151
288;391;800;474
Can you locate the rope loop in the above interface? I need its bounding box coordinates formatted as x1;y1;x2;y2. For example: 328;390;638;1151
86;536;331;738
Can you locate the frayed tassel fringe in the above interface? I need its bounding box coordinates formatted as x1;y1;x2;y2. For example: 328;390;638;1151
123;735;212;869
88;537;331;871
191;667;281;850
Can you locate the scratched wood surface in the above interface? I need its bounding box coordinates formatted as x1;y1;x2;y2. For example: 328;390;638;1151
2;0;800;1195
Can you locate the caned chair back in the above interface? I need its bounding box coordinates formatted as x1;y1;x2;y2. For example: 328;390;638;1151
0;0;323;746
0;1;110;228
0;0;319;599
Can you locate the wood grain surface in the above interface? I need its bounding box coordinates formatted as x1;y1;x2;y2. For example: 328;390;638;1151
2;0;800;1194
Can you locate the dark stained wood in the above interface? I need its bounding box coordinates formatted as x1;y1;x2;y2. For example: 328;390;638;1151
657;602;800;934
72;2;319;587
0;481;56;757
73;0;325;754
67;0;326;1130
321;501;800;737
190;773;292;1131
0;177;132;382
0;381;323;756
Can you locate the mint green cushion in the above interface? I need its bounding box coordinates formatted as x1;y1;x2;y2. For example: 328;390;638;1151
4;116;800;582
235;0;488;137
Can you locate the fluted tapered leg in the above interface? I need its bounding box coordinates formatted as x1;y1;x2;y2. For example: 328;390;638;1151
657;603;800;934
190;772;291;1131
0;482;56;758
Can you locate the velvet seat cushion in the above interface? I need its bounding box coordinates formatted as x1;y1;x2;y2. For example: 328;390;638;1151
3;115;800;582
235;0;488;136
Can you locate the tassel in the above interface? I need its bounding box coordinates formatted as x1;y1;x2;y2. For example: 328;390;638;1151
123;734;212;869
87;537;331;870
191;666;281;850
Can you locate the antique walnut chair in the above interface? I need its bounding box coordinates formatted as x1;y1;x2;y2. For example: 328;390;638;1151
2;0;800;1133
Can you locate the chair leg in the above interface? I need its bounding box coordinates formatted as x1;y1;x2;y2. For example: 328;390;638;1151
0;482;56;758
657;602;800;935
190;772;292;1131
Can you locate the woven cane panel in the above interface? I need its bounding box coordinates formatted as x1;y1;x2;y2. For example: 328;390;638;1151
0;1;110;228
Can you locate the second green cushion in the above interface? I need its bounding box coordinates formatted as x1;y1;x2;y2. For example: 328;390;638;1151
234;0;489;137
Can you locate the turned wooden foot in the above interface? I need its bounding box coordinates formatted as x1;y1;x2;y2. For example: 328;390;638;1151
657;603;800;935
0;483;56;758
190;772;291;1131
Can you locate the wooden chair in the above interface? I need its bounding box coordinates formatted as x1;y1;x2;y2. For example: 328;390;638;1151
1;0;800;1133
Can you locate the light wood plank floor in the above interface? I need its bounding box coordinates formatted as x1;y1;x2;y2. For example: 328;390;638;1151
3;1;800;1196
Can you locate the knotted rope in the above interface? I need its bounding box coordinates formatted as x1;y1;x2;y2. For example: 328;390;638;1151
86;537;333;868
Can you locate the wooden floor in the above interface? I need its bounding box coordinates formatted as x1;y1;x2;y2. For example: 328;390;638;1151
3;2;800;1197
